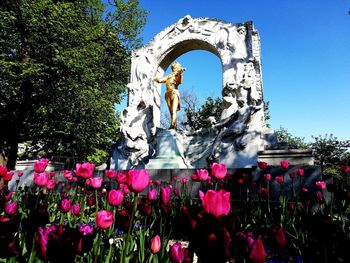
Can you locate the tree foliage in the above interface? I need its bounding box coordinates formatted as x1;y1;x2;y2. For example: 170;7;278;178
0;0;147;168
274;127;308;149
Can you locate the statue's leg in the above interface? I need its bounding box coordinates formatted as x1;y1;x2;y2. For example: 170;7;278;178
171;95;179;129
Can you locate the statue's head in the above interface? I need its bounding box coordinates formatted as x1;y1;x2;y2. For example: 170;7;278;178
171;61;185;72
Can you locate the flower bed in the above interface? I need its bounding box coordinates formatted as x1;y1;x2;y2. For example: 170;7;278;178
0;160;349;262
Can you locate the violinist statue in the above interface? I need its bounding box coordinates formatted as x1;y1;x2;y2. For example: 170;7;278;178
154;61;186;130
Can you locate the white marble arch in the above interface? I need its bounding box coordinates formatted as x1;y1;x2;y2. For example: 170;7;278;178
114;15;270;169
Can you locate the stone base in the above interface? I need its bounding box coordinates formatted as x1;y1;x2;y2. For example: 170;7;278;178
258;149;314;166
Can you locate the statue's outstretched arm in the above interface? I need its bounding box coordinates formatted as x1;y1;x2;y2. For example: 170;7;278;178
154;76;168;83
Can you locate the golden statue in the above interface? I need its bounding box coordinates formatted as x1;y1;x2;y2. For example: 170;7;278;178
154;61;186;130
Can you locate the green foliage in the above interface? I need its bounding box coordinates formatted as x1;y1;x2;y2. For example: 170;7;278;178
0;0;147;167
309;134;350;169
183;96;222;131
274;127;308;149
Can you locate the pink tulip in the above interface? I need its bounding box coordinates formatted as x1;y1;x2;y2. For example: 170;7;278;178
148;189;158;201
191;173;198;180
263;174;271;181
108;189;124;206
211;163;227;180
169;242;184;263
5;202;18;215
275;227;287;249
75;162;95;179
36;225;56;260
161;186;171;204
5;191;13;201
34;158;49;173
199;189;231;218
0;166;7;177
120;183;130;194
280;160;289;169
34;173;50;187
276;176;284;184
105;169;116;179
127;170;150;192
60;198;72;213
79;224;94;235
173;176;178;182
180;177;188;184
3;171;14;182
296;168;304;177
46;179;57;190
197;170;206;181
96;210;114;229
63;170;73;180
315;181;326;189
89;177;103;189
71;204;81;216
249;236;267;263
17;171;23;177
257;161;268;170
116;172;126;183
150;235;161;254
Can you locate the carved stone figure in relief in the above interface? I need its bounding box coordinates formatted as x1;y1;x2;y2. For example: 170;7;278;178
154;61;186;130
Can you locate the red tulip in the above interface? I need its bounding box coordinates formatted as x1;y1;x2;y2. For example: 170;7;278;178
89;177;103;189
263;174;271;181
46;179;57;190
116;172;126;183
108;189;124;206
191;173;198;180
150;235;161;254
173;176;178;182
169;242;184;263
237;178;244;185
180;177;188;184
34;173;50;187
127;169;150;192
63;170;73;180
340;165;350;173
0;166;7;177
17;171;23;177
71;204;81;216
257;161;268;170
210;163;227;180
249;236;267;263
5;202;18;215
296;168;304;177
259;187;269;197
60;198;72;213
196;169;208;181
280;160;289;169
161;186;171;204
275;227;287;249
199;189;231;218
3;171;14;182
315;181;326;189
148;189;157;201
289;172;295;178
276;176;284;184
34;158;49;173
96;210;114;229
105;169;116;179
75;162;95;179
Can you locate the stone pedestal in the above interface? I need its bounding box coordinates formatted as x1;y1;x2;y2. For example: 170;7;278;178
258;149;314;165
146;129;189;169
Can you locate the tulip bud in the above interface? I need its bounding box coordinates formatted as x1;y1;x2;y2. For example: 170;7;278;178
150;235;161;254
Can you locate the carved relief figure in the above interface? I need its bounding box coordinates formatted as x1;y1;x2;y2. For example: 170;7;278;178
154;61;186;130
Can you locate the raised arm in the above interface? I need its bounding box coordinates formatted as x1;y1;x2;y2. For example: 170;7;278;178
153;76;168;83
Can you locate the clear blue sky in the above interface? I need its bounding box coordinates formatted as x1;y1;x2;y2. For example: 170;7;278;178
120;0;350;142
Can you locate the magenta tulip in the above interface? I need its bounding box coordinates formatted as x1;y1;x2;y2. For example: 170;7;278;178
316;181;326;189
60;198;72;213
116;172;126;183
161;186;171;204
148;188;158;201
257;161;268;170
63;170;73;180
127;169;150;192
108;189;124;206
211;163;227;180
75;162;95;179
180;177;188;184
96;210;114;229
79;224;94;235
46;179;57;190
276;176;284;184
3;171;14;182
34;158;49;173
199;189;231;218
17;171;23;177
263;174;271;181
105;169;116;179
275;227;287;249
35;225;56;260
340;165;350;173
169;242;184;263
34;173;50;187
296;168;304;177
150;235;161;254
280;160;289;169
4;202;18;215
197;169;209;181
71;204;81;216
0;166;7;177
249;236;267;263
89;177;103;189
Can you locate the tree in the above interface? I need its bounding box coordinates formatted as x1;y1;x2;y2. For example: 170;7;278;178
274;127;308;149
0;0;147;168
